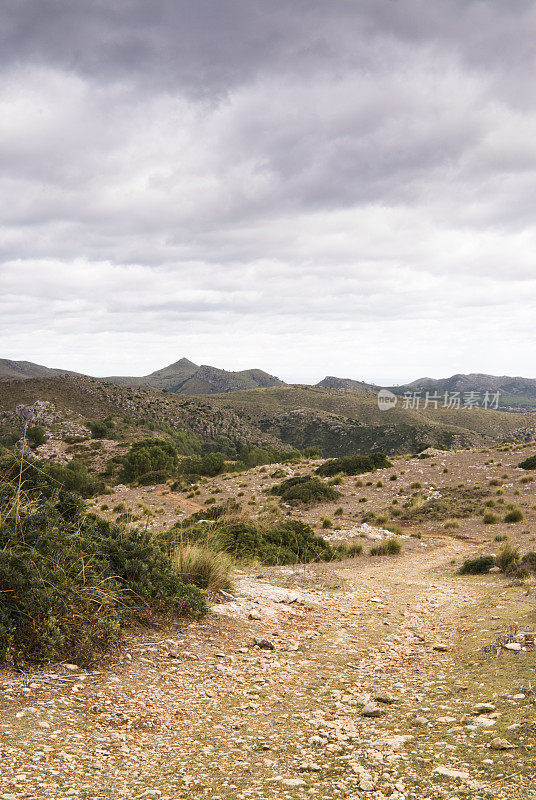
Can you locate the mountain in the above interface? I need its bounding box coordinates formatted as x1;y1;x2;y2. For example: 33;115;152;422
316;376;378;392
396;373;536;410
104;359;285;394
105;358;199;391
0;358;78;380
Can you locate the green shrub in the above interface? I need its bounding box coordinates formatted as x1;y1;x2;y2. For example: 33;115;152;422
137;469;170;485
268;476;341;505
178;452;225;477
316;452;392;477
26;426;47;447
459;555;496;574
89;419;115;439
519;455;536;470
483;511;498;524
44;459;103;498
321;518;332;529
0;455;206;665
119;439;179;483
504;508;523;523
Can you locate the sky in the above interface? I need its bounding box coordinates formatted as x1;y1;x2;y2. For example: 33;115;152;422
1;0;536;385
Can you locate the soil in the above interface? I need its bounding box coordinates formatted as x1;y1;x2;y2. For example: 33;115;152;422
1;442;535;799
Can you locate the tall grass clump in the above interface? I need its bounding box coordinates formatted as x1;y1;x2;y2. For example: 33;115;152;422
370;537;402;556
172;545;234;592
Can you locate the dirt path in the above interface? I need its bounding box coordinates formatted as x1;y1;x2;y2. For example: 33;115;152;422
1;540;535;800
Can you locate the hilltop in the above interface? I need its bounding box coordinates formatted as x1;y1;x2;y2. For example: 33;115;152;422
105;358;285;394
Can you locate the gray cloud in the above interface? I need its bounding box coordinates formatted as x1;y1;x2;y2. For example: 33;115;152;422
1;1;535;382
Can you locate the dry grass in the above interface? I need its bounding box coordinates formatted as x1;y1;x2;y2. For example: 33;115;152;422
172;544;234;592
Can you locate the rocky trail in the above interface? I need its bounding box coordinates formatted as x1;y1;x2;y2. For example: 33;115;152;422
1;539;535;800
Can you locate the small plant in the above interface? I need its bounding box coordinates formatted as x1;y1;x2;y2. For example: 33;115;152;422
494;533;507;542
376;480;383;488
444;519;460;529
489;479;501;487
504;507;523;523
334;506;344;516
410;482;422;489
519;455;536;470
321;518;333;529
483;511;498;524
459;555;496;575
370;537;402;556
389;474;398;481
497;542;519;571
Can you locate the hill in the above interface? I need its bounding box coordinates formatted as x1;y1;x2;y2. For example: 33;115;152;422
395;373;536;411
0;358;78;380
316;375;378;392
104;358;285;394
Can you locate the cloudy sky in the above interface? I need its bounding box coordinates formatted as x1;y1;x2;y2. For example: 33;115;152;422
1;0;535;384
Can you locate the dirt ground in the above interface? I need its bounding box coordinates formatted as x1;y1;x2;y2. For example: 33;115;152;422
1;442;535;800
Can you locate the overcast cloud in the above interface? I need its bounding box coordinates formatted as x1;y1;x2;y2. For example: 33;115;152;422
1;0;535;384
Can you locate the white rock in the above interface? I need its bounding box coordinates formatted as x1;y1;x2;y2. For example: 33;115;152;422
433;766;470;780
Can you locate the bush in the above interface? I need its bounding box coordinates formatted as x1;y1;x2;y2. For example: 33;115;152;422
370;537;402;556
44;459;103;498
317;452;392;477
119;439;179;483
459;555;496;574
0;454;206;665
483;511;498;524
178;452;225;477
497;542;519;572
269;476;341;505
137;469;171;485
504;508;523;523
507;551;536;578
172;545;234;592
177;518;342;565
26;426;47;447
519;455;536;470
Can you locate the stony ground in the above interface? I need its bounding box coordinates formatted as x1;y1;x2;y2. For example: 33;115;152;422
1;534;535;800
1;441;536;800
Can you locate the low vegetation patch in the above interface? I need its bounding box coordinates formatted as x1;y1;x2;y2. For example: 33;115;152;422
268;476;342;505
519;454;536;470
316;452;392;477
398;486;490;522
369;537;402;556
459;555;496;574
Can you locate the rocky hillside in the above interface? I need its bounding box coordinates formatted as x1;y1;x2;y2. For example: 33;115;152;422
104;358;285;394
1;375;535;458
396;373;536;410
